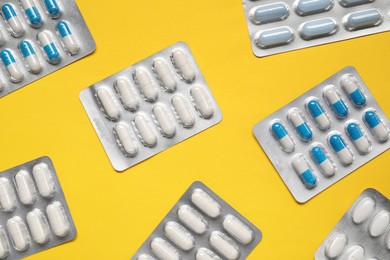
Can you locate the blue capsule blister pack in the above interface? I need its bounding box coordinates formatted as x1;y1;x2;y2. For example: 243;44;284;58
253;66;390;203
242;0;390;57
0;0;95;97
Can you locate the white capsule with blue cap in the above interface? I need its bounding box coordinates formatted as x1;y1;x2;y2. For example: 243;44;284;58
341;75;366;107
329;133;354;165
43;0;61;18
306;98;331;130
346;122;371;154
20;0;42;28
310;145;335;177
364;110;389;142
0;50;23;83
1;3;24;37
291;154;317;189
288;108;312;141
323;85;349;118
57;21;79;55
37;30;61;64
270;121;294;153
19;40;42;74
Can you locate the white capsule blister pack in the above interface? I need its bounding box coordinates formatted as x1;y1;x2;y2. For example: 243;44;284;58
253;66;390;203
0;0;95;97
315;188;390;260
131;182;262;260
0;156;76;259
80;42;222;172
242;0;390;57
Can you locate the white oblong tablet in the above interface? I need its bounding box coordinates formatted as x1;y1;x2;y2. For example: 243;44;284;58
191;188;221;218
7;217;30;251
172;49;195;82
172;94;195;128
0;227;9;259
351;197;375;224
191;85;214;119
324;233;347;258
15;170;37;205
134;114;157;147
137;254;156;260
134;68;158;102
177;205;208;234
196;248;221;260
164;221;195;251
46;201;70;237
368;210;390;237
153;58;176;91
153;104;176;138
26;209;50;244
223;214;254;245
32;162;55;198
0;178;16;212
345;245;364;260
115;123;138;157
210;231;239;260
150;237;180;260
96;88;120;120
115;78;138;111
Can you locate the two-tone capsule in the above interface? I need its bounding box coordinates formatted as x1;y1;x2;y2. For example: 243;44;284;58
0;50;24;83
306;98;331;130
21;0;42;27
19;41;42;74
324;85;348;118
291;154;317;188
288;108;312;141
57;21;80;55
270;121;295;152
37;31;61;64
329;133;354;165
2;4;24;37
346;122;371;154
364;110;389;142
310;145;335;177
341;75;366;107
43;0;61;18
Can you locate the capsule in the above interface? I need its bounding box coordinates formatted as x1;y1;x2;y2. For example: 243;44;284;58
288;108;312;141
150;237;180;260
46;201;70;237
306;99;330;130
191;188;221;218
310;145;335;177
196;248;221;260
352;197;375;224
38;31;61;64
32;162;55;198
324;233;347;259
134;114;157;147
368;210;390;237
153;104;176;138
26;209;50;244
2;4;24;37
96;88;120;121
364;110;389;142
329;134;354;165
0;227;9;259
294;0;334;16
323;85;348;118
153;58;176;91
172;49;195;82
57;21;79;55
255;26;294;49
210;231;239;260
44;0;61;18
7;217;30;251
343;9;382;31
344;245;364;260
249;3;289;25
19;40;42;74
21;0;42;27
191;85;214;119
0;50;24;83
271;121;295;152
114;123;138;157
0;178;16;212
299;18;338;40
346;122;371;154
177;205;207;234
172;94;195;128
339;0;374;7
134;68;158;102
15;170;37;205
114;78;138;111
291;154;317;188
223;214;254;245
164;221;195;251
341;75;366;107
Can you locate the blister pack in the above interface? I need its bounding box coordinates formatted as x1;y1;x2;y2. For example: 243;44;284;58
0;0;95;97
131;181;262;260
315;188;390;260
0;156;76;259
242;0;390;57
253;66;390;203
80;42;222;172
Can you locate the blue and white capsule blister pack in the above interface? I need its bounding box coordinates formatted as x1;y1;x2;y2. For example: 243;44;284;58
242;0;390;57
253;66;390;203
131;182;262;260
0;0;95;97
315;188;390;260
80;42;222;172
0;156;76;259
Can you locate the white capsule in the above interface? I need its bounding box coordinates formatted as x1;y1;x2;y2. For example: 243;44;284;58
164;221;195;251
153;104;176;137
0;227;9;259
210;231;239;260
172;95;195;128
196;248;221;260
2;4;25;37
134;114;157;147
137;254;156;260
0;50;24;83
15;170;37;205
115;78;138;111
352;197;375;224
368;210;390;237
344;245;364;260
134;68;158;102
325;233;348;259
177;205;207;234
46;201;70;237
26;209;50;244
150;237;180;260
223;214;254;245
114;123;138;157
57;21;80;55
0;178;16;212
96;88;120;121
32;162;55;198
172;49;195;82
7;217;30;251
191;85;214;119
191;188;221;218
153;58;176;91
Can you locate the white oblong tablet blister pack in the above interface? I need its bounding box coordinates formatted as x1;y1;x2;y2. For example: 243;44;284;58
131;182;262;260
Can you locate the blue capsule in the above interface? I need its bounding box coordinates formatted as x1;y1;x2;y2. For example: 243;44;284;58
2;4;25;37
21;0;42;27
346;122;370;154
44;0;61;18
306;98;331;130
341;75;366;107
288;108;312;141
329;134;353;165
37;31;61;64
292;154;317;188
310;145;335;176
324;86;348;118
364;111;389;142
271;121;295;152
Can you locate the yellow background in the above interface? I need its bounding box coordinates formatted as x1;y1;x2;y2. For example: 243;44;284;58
0;0;389;259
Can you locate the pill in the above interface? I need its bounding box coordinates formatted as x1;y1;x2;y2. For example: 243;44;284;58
306;99;330;130
96;88;120;121
324;85;348;118
19;40;42;74
344;9;382;31
32;162;55;198
26;209;50;244
196;248;221;260
249;3;289;25
21;0;41;27
329;134;354;165
15;170;37;205
172;94;195;128
339;0;374;7
44;0;61;18
134;68;158;102
134;114;157;147
310;145;335;177
153;58;176;91
57;21;80;55
0;227;9;259
115;78;138;111
340;75;366;107
164;221;195;251
291;154;317;188
368;210;390;237
153;104;176;138
37;31;61;64
114;123;138;157
223;214;254;245
271;121;295;152
346;122;370;154
324;233;347;259
345;245;364;260
0;178;16;212
2;4;24;37
7;217;30;251
191;85;214;119
177;205;207;234
172;49;195;83
0;50;24;83
210;231;239;260
288;108;312;141
294;0;334;16
46;201;70;237
191;188;221;218
300;18;338;40
255;26;294;49
150;237;180;260
352;197;375;224
137;254;155;260
364;111;389;142
386;230;390;249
